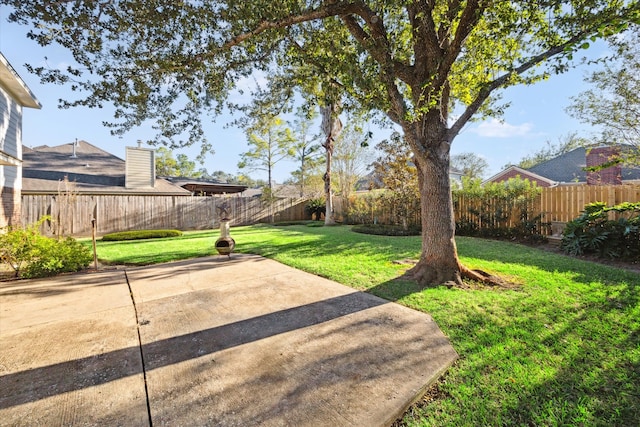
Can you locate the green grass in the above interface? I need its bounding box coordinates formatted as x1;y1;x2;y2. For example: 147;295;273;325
89;224;640;426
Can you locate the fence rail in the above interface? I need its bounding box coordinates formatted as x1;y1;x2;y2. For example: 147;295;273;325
21;194;308;237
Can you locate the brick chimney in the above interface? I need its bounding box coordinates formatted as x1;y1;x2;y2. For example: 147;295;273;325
586;146;622;185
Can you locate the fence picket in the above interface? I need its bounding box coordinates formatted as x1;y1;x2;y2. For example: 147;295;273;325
21;195;308;237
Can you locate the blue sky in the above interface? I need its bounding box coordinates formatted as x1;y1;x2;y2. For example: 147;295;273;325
0;14;607;183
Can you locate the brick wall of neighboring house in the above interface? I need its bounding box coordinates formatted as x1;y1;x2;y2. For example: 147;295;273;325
491;169;554;187
586;146;622;185
0;186;20;228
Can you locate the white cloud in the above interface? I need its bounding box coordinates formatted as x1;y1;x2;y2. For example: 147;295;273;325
470;118;534;138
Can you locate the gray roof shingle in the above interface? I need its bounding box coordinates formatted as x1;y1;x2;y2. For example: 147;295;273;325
527;146;640;183
22;140;191;195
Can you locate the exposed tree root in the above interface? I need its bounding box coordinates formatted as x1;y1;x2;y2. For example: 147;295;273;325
459;265;513;287
398;259;518;290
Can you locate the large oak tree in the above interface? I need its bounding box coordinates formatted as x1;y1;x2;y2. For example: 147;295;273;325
5;0;638;286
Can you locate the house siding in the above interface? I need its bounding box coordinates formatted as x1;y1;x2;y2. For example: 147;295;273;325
0;83;23;227
0;85;23;160
125;147;155;188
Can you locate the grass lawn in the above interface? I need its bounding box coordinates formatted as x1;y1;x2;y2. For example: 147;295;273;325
91;224;640;426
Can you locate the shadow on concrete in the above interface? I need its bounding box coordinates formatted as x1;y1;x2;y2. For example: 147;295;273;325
0;292;386;409
0;270;126;297
149;314;453;426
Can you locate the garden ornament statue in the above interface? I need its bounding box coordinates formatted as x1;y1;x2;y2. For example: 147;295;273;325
215;201;235;258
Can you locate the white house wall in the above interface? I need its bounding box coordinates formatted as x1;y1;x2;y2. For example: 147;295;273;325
0;74;23;227
0;85;23;163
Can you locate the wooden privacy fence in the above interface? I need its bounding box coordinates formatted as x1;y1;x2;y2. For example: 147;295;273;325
21;194;308;237
537;185;640;222
337;184;640;232
453;185;640;232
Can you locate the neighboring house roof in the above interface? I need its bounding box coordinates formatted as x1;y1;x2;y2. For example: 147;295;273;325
240;184;306;198
527;147;589;183
163;177;248;195
274;184;305;198
483;166;558;187
487;146;640;186
0;52;41;109
530;146;640;183
22;140;191;195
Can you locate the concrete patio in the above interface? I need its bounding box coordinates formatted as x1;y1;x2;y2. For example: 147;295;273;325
0;254;457;426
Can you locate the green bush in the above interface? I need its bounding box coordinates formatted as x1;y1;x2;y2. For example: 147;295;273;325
101;229;183;241
351;223;421;236
453;177;548;242
343;192;381;225
305;198;326;220
0;220;93;278
561;202;640;260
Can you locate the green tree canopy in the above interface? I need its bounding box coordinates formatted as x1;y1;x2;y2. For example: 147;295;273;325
155;147;201;178
238;116;296;191
567;26;640;148
290;107;323;197
6;0;639;286
567;25;640;165
451;152;489;180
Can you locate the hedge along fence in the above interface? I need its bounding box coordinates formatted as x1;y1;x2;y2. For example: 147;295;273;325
20;194;308;237
336;183;640;236
452;179;545;238
335;189;422;228
340;179;544;237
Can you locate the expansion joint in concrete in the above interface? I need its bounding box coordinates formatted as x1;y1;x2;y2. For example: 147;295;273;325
124;270;153;427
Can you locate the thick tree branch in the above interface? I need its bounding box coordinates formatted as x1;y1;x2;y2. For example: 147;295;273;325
437;0;485;87
411;0;441;82
339;8;409;125
338;2;414;85
219;2;357;49
438;0;463;48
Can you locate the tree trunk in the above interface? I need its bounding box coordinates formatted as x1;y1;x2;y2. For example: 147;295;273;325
407;133;500;288
323;146;336;225
320;100;341;226
407;143;464;287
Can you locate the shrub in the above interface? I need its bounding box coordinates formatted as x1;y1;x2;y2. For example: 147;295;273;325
351;223;421;236
561;202;640;260
101;229;183;241
453;177;548;241
273;221;314;226
0;219;93;278
344;192;383;225
305;198;326;220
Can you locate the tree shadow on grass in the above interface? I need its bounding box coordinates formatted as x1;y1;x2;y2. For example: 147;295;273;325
428;295;640;426
365;246;640;425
